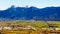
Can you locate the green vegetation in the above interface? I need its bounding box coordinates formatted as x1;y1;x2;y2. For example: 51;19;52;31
0;20;60;34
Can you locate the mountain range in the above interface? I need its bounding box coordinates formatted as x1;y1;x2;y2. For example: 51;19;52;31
0;5;60;21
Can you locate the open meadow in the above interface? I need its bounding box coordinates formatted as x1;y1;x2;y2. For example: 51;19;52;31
0;20;60;34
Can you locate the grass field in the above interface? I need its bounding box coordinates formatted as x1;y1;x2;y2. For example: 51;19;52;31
0;20;60;34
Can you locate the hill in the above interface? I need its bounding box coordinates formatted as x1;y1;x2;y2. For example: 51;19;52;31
0;6;60;21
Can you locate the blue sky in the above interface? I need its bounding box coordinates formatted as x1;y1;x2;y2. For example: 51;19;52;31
0;0;60;10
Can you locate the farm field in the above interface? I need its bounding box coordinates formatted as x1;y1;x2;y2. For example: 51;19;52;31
0;20;60;34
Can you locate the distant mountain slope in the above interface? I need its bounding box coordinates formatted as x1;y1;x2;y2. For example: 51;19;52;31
0;6;60;21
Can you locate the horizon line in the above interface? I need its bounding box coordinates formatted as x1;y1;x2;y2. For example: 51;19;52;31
0;5;60;10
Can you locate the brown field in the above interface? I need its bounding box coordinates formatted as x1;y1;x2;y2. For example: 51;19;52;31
0;20;60;34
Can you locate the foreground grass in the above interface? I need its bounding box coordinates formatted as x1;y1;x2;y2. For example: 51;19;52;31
0;20;60;34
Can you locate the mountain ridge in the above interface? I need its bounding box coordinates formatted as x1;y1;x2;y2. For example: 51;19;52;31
0;6;60;21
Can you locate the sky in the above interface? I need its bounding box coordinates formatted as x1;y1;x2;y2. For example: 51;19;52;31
0;0;60;10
